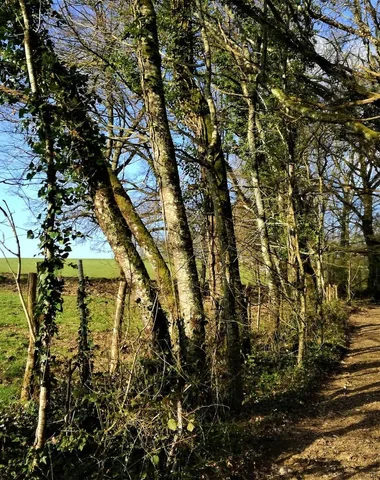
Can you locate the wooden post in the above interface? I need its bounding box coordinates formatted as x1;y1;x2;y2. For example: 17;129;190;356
21;272;38;401
110;275;128;374
77;260;91;385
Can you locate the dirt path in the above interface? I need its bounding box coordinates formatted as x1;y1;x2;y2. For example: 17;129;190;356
260;306;380;479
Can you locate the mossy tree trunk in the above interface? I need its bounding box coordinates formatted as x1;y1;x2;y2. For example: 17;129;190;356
134;0;206;365
108;168;177;323
110;275;128;374
166;0;246;410
361;164;380;302
92;184;172;358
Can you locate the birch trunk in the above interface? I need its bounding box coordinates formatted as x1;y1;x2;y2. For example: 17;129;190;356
241;78;282;337
286;164;307;366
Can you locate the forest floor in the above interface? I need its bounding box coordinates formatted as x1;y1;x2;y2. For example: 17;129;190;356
254;306;380;479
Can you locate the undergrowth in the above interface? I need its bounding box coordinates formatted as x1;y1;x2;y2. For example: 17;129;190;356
0;301;349;479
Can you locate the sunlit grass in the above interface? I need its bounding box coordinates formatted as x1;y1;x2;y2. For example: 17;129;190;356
0;291;134;405
0;258;120;278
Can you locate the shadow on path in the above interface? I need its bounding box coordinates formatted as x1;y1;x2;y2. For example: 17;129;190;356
252;307;380;479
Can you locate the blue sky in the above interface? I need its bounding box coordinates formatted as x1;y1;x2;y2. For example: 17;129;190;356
0;127;113;259
0;182;113;258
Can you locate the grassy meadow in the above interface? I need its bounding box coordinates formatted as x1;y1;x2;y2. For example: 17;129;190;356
0;257;121;278
0;257;251;283
0;292;122;404
0;257;254;406
0;259;147;405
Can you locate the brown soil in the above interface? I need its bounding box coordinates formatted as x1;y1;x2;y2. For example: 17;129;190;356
0;273;122;297
255;306;380;480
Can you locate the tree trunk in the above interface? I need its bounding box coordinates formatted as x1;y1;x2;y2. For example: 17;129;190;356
134;0;205;359
339;185;351;296
93;185;172;358
108;168;177;321
110;277;128;374
286;163;307;366
34;136;57;450
362;183;380;301
167;0;245;408
206;199;224;325
241;77;282;338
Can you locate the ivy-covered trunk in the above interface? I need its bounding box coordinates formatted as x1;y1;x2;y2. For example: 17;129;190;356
18;0;63;449
20;273;38;402
16;0;173;379
34;138;61;449
77;260;92;386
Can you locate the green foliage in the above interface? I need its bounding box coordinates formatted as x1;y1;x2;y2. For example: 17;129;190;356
0;356;198;479
243;301;349;410
0;404;38;479
0;282;350;479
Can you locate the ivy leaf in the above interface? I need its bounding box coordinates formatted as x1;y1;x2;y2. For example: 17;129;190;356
167;418;177;431
187;422;195;432
26;230;35;239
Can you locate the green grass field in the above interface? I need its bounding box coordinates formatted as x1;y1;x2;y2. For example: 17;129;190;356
0;290;139;405
0;257;252;282
0;258;157;279
0;258;120;278
0;255;254;405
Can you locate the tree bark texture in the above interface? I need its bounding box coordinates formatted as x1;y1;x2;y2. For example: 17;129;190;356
168;0;245;408
286;163;307;366
93;185;172;358
135;0;206;357
109;277;128;374
108;168;177;321
362;180;380;301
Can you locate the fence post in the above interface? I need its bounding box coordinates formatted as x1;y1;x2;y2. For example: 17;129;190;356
21;272;38;401
77;260;91;386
